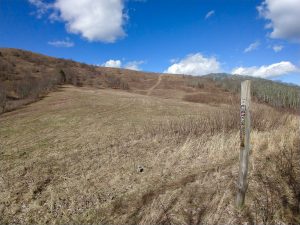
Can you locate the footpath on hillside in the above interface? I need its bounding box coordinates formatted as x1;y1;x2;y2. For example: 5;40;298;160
147;75;163;96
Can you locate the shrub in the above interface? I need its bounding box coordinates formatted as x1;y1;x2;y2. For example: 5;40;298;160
120;79;129;90
184;92;239;105
0;85;6;113
143;106;239;139
251;104;291;131
106;75;130;90
185;78;205;89
71;75;79;86
106;76;120;88
143;103;290;139
15;80;31;98
0;59;14;80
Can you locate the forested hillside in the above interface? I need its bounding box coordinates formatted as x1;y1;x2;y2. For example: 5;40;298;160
205;74;300;110
0;48;158;113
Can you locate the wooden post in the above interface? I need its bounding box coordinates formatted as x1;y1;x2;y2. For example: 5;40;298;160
236;80;251;208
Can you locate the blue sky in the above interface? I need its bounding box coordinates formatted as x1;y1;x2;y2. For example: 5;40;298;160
0;0;300;85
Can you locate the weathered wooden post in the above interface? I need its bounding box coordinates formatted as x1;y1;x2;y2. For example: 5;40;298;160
236;80;251;208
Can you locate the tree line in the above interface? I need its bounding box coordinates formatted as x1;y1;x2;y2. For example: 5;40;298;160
210;74;300;110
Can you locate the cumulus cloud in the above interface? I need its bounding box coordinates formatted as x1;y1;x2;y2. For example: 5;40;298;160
272;45;283;52
257;0;300;42
244;41;260;53
102;59;122;68
29;0;126;43
164;53;221;76
232;61;298;78
48;38;74;47
102;59;144;70
125;61;145;71
205;10;215;19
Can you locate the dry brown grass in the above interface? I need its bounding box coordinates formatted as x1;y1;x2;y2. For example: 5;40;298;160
142;106;238;138
0;85;299;224
0;48;161;113
183;91;239;105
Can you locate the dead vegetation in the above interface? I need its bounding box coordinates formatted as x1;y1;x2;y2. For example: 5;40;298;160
0;85;299;224
0;84;6;113
0;48;139;113
1;48;300;225
143;103;292;138
1;48;299;115
105;74;130;90
183;92;239;105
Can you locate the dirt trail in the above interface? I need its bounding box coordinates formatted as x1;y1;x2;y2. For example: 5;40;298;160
147;75;163;96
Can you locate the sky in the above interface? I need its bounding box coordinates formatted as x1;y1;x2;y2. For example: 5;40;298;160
0;0;300;85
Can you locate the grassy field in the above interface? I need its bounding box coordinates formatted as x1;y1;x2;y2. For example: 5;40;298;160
0;85;299;224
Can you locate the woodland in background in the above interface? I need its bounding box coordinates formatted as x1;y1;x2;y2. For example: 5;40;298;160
185;74;300;110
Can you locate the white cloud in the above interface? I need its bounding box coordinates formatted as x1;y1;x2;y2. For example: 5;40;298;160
272;45;283;52
29;0;52;18
258;0;300;42
29;0;126;43
102;59;122;68
125;61;145;71
244;41;260;53
232;61;298;78
48;38;74;47
164;53;221;76
205;10;215;19
101;59;144;70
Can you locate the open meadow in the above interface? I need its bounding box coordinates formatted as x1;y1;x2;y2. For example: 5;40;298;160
1;84;299;224
1;0;300;222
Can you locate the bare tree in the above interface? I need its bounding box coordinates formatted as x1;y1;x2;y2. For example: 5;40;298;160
106;75;129;90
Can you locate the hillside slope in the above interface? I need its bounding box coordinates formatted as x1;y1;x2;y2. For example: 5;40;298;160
0;85;299;224
1;48;300;224
0;48;299;114
0;48;161;113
